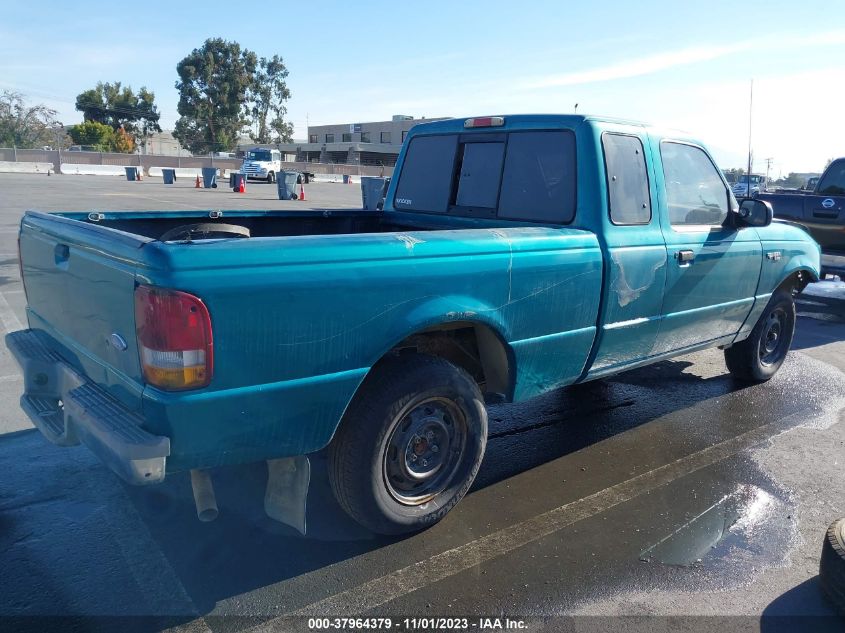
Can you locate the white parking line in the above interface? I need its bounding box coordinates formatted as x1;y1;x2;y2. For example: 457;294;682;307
247;416;795;627
104;496;212;631
0;290;24;333
0;374;21;382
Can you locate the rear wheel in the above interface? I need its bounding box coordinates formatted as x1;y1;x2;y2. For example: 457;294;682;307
820;517;845;614
328;354;487;535
725;288;795;382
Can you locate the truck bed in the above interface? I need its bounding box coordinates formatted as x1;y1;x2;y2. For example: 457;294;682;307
17;207;603;471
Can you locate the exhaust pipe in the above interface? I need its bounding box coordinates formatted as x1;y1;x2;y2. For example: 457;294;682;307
190;469;218;522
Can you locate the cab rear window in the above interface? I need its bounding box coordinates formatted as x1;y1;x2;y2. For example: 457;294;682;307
393;130;576;224
393;135;457;213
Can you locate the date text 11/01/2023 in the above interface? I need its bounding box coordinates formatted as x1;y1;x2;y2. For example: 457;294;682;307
307;617;528;630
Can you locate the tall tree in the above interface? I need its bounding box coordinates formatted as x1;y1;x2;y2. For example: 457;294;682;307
75;82;161;150
0;91;61;148
68;120;115;151
248;55;293;144
174;38;257;154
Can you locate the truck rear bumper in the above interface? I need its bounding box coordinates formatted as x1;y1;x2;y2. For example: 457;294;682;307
5;329;170;485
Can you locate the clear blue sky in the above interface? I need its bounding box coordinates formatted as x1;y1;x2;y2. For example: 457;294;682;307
2;0;843;174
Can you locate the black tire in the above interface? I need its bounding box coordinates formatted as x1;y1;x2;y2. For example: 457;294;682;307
159;222;250;241
725;288;795;382
328;354;487;535
820;518;845;615
267;172;275;184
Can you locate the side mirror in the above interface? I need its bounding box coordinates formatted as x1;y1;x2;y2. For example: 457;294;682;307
736;198;773;227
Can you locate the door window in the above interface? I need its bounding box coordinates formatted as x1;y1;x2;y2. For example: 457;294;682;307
661;142;729;226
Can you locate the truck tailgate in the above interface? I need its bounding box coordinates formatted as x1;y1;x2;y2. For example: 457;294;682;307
19;213;144;410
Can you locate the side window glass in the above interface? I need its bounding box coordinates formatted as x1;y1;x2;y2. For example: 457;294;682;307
603;133;651;224
661;142;728;226
817;160;845;195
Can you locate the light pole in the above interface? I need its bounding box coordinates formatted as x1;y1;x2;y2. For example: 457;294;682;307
746;80;753;190
54;122;63;175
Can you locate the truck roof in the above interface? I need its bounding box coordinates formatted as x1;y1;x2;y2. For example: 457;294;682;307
407;114;648;133
403;114;711;143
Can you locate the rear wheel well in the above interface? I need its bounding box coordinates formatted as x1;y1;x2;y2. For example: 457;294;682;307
381;323;512;401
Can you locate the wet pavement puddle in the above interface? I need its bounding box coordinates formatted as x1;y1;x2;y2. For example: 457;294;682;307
640;483;788;567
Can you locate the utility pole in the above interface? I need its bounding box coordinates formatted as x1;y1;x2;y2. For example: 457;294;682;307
764;157;774;189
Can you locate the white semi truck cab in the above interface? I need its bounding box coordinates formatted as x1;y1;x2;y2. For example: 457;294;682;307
242;148;282;183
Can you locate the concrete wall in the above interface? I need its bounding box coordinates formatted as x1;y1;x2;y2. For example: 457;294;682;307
0;148;242;176
0;161;54;174
60;164;126;176
0;149;394;178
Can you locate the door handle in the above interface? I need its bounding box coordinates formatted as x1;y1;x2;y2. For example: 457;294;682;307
54;244;69;265
676;249;695;264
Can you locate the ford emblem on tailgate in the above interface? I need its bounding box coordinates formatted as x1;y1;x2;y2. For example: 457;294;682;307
822;198;835;209
109;333;128;351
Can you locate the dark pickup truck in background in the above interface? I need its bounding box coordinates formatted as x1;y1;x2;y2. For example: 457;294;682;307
758;158;845;278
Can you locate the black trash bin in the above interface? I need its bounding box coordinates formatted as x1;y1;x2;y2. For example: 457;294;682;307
202;167;218;189
230;172;246;192
277;171;301;200
361;176;388;211
124;167;138;181
162;168;176;184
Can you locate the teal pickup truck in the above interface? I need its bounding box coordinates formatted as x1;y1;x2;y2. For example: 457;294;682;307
8;115;820;535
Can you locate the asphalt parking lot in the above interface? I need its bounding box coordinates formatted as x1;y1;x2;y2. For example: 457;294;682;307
0;173;843;632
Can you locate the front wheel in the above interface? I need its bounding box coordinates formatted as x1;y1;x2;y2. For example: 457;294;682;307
724;288;795;382
328;354;487;535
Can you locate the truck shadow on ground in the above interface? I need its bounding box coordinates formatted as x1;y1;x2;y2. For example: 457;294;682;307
121;353;777;624
760;577;842;632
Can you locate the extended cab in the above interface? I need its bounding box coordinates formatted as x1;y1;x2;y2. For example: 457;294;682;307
8;115;820;535
757;158;845;278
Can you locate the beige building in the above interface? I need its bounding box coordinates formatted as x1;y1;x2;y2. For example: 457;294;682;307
278;115;449;166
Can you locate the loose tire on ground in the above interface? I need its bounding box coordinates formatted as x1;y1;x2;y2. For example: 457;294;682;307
725;288;795;382
328;354;487;535
820;517;845;614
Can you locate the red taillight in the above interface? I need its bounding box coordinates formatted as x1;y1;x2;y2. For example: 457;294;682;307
464;116;505;128
134;285;213;390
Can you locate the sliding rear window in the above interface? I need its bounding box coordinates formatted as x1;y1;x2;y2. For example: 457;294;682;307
393;129;576;224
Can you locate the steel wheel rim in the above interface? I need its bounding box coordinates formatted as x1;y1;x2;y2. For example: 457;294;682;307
759;307;788;366
382;397;468;506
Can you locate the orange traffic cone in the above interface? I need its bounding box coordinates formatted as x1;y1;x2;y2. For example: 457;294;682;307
298;183;305;201
136;169;142;181
238;178;245;194
195;175;201;188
